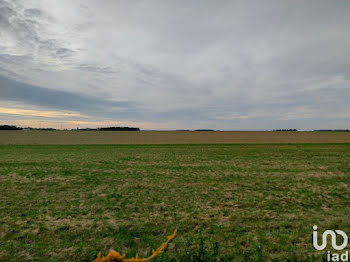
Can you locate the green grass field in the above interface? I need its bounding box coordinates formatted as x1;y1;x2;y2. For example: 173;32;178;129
1;144;350;261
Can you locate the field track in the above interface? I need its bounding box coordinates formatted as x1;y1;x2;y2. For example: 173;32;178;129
1;130;350;144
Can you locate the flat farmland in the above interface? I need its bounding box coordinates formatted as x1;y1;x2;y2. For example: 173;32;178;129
1;130;350;144
1;144;350;261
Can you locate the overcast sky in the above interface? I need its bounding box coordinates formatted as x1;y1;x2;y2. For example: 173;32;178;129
0;0;349;130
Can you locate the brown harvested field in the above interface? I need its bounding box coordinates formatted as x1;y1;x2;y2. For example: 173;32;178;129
0;130;350;144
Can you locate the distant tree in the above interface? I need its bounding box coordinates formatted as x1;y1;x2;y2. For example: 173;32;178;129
0;125;22;130
194;129;215;131
98;127;140;131
273;129;298;131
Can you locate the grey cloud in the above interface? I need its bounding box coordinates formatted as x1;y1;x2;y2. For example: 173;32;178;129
75;64;117;75
55;48;75;58
0;1;75;61
0;75;137;119
24;8;42;17
0;6;15;27
1;0;350;129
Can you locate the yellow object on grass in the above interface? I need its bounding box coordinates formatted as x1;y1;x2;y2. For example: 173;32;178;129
93;229;177;262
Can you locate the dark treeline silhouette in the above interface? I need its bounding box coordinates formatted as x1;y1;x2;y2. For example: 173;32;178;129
0;124;139;131
194;129;215;131
273;129;298;131
0;125;22;130
32;128;57;131
77;127;140;131
0;125;57;131
76;128;97;131
22;127;56;131
98;127;140;131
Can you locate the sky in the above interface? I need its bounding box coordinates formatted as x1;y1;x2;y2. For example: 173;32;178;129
0;0;349;130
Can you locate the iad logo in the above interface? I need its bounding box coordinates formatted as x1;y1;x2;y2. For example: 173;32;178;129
313;225;349;261
313;225;348;250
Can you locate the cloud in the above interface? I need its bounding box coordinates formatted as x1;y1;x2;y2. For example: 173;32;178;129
0;107;86;118
0;75;137;119
0;0;350;130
